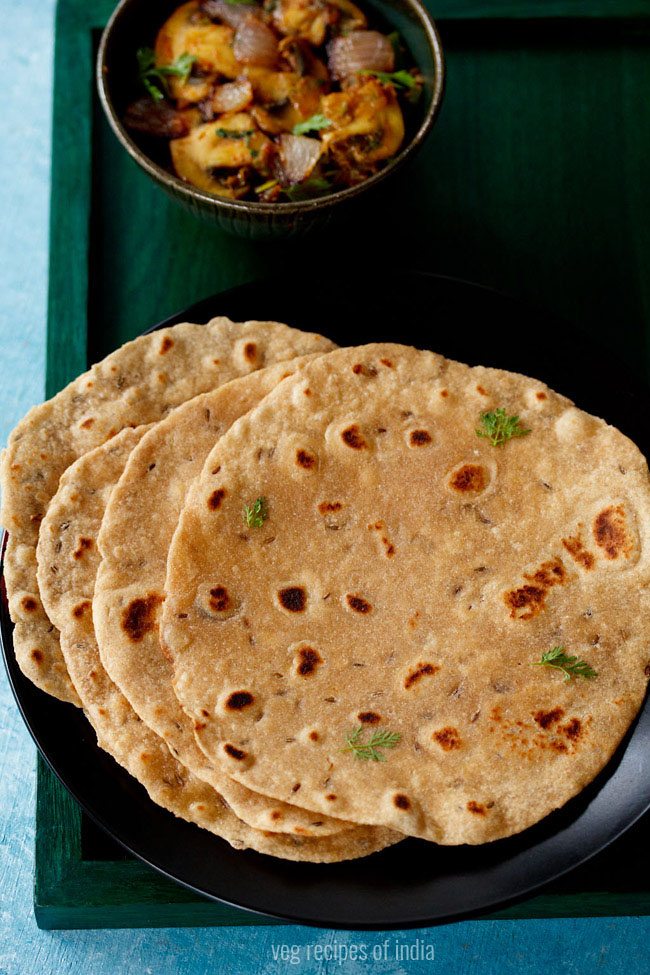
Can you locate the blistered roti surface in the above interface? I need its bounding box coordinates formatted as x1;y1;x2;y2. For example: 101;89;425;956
93;361;359;836
35;426;400;862
0;318;335;703
162;344;650;843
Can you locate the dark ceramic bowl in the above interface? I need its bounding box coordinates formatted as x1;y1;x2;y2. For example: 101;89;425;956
97;0;445;239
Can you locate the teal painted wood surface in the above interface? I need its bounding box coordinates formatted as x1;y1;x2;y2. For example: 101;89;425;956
2;0;650;969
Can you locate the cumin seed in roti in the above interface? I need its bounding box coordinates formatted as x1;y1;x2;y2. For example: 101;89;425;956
35;426;400;861
162;343;650;843
94;361;358;836
0;318;335;703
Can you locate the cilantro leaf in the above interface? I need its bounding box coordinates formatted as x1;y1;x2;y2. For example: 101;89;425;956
291;114;333;136
476;408;531;447
534;646;598;683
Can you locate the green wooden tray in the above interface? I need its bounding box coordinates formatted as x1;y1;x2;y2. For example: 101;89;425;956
40;0;650;929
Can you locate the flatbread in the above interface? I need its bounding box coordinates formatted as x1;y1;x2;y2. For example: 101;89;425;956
35;425;400;861
0;318;335;703
93;361;355;835
162;343;650;843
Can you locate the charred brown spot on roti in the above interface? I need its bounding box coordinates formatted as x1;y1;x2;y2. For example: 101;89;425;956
346;593;372;614
449;464;488;493
409;429;432;447
296;646;322;676
30;512;43;524
548;739;568;753
223;743;247;760
225;690;255;711
243;341;258;363
505;558;567;620
562;533;595;570
352;362;377;376
533;707;565;730
121;593;163;642
504;584;545;619
380;358;394;368
562;717;582;741
278;586;307;612
21;596;38;612
194;720;206;731
309;730;319;741
368;519;395;558
159;336;174;354
296;448;316;470
208;586;231;613
31;649;44;664
79;417;94;429
303;387;312;396
536;391;548;401
404;662;439;689
527;558;566;587
292;783;301;792
318;501;342;514
593;504;634;559
393;794;411;810
71;600;91;619
467;800;486;815
270;811;282;821
201;708;210;718
433;726;461;751
358;711;381;724
326;793;337;801
440;389;449;398
73;537;93;560
645;663;650;677
476;385;488;396
207;487;226;511
341;424;367;449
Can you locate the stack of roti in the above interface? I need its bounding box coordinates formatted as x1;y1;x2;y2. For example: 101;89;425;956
2;319;649;859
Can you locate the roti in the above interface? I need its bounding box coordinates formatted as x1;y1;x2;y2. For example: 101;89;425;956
0;318;335;703
93;361;356;835
161;343;650;843
35;425;400;861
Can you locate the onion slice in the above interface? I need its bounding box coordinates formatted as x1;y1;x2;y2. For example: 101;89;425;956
124;98;190;139
327;30;394;81
200;0;260;29
212;79;254;114
234;16;279;68
277;133;322;184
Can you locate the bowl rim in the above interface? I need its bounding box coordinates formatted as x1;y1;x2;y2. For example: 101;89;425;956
96;0;446;214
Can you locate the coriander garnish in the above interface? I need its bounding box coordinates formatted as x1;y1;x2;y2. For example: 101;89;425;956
358;69;418;90
476;408;531;447
343;726;401;762
533;646;597;683
215;127;255;139
291;114;332;136
242;496;269;529
137;48;196;102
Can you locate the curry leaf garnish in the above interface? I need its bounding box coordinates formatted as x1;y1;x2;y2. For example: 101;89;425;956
343;726;401;762
533;646;598;683
291;114;333;136
242;496;269;529
137;48;196;101
476;408;531;447
225;0;259;5
358;68;418;89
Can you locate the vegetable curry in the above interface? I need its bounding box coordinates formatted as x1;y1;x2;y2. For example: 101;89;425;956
124;0;422;201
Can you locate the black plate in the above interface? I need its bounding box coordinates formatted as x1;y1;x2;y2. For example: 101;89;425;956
3;271;650;929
